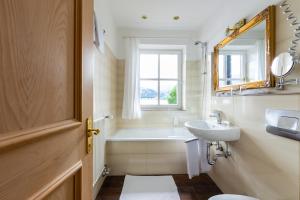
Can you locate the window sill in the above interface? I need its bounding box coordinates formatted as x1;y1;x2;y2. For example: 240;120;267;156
141;107;187;112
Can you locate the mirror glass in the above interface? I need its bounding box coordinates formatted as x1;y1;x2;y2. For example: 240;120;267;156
214;6;275;92
271;52;294;77
217;21;266;87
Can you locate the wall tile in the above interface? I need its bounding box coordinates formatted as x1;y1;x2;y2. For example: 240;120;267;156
209;94;300;199
93;44;118;184
211;96;235;123
207;2;300;197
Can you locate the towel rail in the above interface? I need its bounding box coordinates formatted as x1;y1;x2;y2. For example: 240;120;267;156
94;115;114;123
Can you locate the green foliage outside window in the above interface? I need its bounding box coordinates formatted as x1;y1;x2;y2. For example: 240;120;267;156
167;86;177;104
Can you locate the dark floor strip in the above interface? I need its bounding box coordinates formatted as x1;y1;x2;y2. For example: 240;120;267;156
96;174;222;200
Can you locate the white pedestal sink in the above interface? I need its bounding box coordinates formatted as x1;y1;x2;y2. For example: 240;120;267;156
184;120;240;142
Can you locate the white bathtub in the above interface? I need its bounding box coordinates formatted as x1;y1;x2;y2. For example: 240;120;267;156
106;127;195;142
106;127;195;175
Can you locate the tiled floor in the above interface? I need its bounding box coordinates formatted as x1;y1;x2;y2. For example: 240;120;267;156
96;174;222;200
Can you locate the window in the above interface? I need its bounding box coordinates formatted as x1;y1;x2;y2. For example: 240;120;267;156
218;51;246;87
139;50;183;110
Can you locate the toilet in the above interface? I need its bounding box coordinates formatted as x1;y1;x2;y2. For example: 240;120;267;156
209;194;259;200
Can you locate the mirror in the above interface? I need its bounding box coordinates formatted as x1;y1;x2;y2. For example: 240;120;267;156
218;22;266;87
214;6;275;92
271;52;295;77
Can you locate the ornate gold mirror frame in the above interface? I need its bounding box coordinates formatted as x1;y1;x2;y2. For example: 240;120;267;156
213;6;276;92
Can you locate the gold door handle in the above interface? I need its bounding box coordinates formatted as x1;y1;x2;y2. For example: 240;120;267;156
86;117;101;153
88;128;100;135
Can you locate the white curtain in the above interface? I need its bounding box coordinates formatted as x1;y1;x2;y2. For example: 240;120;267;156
122;38;142;119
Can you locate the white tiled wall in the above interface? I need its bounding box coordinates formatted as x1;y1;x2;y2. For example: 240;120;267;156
207;1;300;199
210;95;300;199
93;44;118;198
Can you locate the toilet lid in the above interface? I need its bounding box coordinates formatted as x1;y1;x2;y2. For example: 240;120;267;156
209;194;259;200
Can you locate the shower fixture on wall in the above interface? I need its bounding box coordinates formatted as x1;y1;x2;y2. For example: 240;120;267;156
194;41;208;75
194;40;210;119
280;0;300;64
194;41;207;47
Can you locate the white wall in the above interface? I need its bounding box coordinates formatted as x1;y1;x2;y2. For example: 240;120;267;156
117;28;201;61
94;0;120;58
198;0;281;52
203;1;300;199
94;0;207;60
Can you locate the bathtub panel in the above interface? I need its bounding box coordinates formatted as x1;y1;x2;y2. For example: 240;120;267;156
107;154;130;175
107;154;148;175
146;141;185;154
106;142;147;155
106;141;187;175
106;128;192;175
127;155;147;175
107;153;187;175
146;153;186;174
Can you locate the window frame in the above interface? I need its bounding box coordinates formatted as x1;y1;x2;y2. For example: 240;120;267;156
218;50;247;86
139;49;183;110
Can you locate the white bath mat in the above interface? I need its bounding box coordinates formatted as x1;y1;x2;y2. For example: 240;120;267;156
120;175;180;200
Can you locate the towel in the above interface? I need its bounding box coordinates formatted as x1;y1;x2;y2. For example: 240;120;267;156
198;138;211;172
185;138;211;179
120;175;180;200
185;139;200;179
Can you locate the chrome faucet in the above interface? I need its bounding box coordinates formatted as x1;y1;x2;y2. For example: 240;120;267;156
209;110;222;124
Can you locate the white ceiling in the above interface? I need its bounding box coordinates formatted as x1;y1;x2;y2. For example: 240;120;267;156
108;0;281;31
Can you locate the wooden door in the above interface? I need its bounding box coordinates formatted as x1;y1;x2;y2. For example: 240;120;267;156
0;0;94;199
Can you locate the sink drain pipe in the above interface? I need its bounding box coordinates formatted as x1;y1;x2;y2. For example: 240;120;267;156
207;142;231;165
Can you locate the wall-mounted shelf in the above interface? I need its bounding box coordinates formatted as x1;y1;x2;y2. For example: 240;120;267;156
266;109;300;141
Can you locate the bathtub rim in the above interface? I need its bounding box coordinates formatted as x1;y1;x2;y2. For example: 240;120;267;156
106;127;195;142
